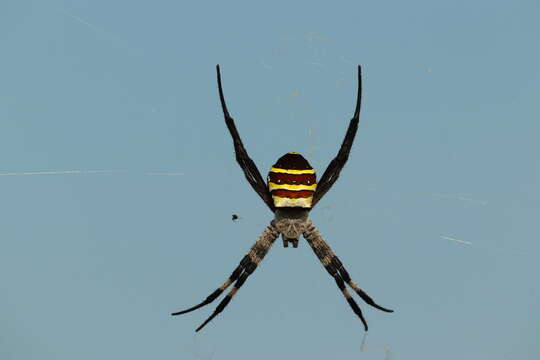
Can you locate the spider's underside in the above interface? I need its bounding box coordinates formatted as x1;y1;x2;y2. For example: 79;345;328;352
172;65;393;332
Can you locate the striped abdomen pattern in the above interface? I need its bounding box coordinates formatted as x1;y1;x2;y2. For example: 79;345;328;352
267;153;317;208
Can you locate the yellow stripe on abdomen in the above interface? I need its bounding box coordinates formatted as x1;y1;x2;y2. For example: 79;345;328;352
268;182;317;191
270;167;315;175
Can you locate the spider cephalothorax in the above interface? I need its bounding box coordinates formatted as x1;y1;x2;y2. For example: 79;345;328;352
274;207;310;248
172;65;393;332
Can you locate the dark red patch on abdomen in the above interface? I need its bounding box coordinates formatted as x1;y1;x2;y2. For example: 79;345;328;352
268;172;316;185
271;189;314;199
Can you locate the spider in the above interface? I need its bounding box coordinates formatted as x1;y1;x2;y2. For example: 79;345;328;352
172;65;393;332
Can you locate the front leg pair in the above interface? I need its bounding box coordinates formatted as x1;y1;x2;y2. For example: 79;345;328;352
172;223;280;331
303;221;393;331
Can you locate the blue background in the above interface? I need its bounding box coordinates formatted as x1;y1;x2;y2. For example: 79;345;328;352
1;1;539;359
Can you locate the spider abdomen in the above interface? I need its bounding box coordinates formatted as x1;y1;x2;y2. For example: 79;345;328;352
267;153;317;208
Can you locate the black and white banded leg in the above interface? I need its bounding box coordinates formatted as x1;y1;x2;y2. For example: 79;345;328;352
303;221;393;331
172;222;280;332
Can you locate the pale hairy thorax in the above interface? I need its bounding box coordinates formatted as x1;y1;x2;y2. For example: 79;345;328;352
274;208;310;247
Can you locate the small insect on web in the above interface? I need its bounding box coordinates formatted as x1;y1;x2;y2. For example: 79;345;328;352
171;65;393;332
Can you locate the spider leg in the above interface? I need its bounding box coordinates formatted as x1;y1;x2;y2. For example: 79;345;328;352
216;65;275;212
172;223;280;332
170;255;248;315
319;250;370;330
330;256;393;313
195;265;252;332
303;221;393;331
312;65;362;208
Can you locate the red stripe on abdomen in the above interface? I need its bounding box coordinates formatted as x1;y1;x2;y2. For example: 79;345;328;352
268;172;316;186
271;189;314;199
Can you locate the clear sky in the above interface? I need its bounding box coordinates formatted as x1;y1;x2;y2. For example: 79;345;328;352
1;1;539;359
